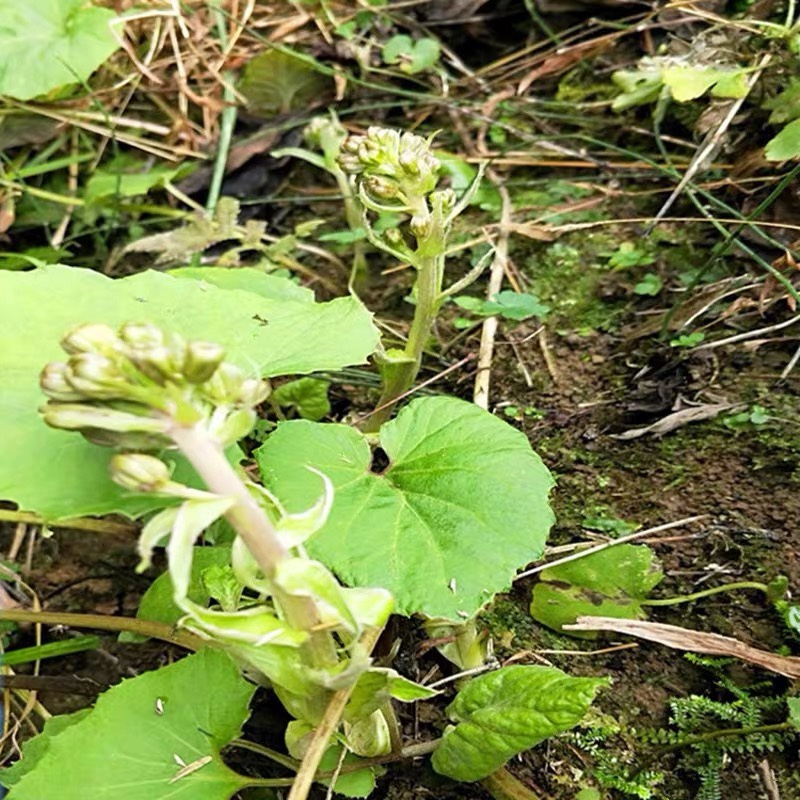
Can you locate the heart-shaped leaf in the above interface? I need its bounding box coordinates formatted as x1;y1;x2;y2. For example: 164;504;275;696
0;649;255;800
0;0;121;100
256;396;554;619
530;544;664;638
238;48;332;114
431;665;607;782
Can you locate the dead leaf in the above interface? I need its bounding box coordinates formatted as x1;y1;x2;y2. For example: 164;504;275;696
612;402;741;440
506;222;557;242
565;616;800;679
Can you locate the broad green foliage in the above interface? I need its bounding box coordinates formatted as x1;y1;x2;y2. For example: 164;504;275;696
170;266;314;303
238;48;332;114
0;0;120;100
530;545;664;638
0;710;89;787
0;650;255;800
765;118;800;161
611;59;748;110
85;167;182;203
0;266;378;519
431;665;608;782
788;697;800;729
256;396;554;619
661;65;748;102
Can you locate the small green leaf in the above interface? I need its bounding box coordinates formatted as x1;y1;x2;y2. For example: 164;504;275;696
124;546;233;640
317;228;368;244
272;377;331;421
530;545;663;638
788;697;800;730
2;650;254;800
763;80;800;124
85;167;182;203
662;66;748;102
239;48;332;114
765;118;800;161
0;0;121;100
345;669;437;722
454;292;549;321
669;331;705;348
381;35;440;74
256;396;554;619
634;273;662;296
431;665;607;781
611;66;663;111
484;291;550;321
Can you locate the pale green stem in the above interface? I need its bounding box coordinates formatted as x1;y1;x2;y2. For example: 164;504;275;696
167;423;338;669
364;251;442;432
641;581;769;607
288;626;384;800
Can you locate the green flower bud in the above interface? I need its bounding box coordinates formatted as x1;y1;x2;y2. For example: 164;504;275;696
82;428;172;451
40;362;83;401
109;453;171;493
399;148;421;175
60;323;119;355
304;115;346;159
128;344;185;384
203;362;245;404
238;377;270;407
119;322;166;351
41;402;169;435
65;353;129;399
409;213;431;239
364;175;399;201
433;188;456;214
213;407;257;445
383;228;405;247
182;341;225;384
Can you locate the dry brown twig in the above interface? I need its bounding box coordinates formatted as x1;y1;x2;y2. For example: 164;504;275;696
565;616;800;679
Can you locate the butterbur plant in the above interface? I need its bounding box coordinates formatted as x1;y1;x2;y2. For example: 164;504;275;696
0;128;604;800
36;321;423;798
285;120;487;430
339;126;487;430
0;315;609;800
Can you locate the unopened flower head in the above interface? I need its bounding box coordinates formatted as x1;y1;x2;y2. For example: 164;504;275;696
42;322;269;450
60;323;120;355
339;126;440;205
304;115;346;160
110;453;172;493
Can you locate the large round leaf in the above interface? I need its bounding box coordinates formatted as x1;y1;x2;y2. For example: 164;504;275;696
0;649;254;800
0;0;120;101
0;266;378;520
256;396;554;619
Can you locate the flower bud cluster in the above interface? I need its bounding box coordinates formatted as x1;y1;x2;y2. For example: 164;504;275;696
304;115;347;164
40;322;269;450
338;127;440;208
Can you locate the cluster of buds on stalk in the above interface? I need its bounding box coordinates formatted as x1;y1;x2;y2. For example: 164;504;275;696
338;126;481;272
39;322;269;452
